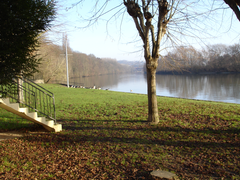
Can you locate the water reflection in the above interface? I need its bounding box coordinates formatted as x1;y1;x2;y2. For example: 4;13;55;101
67;73;240;104
156;75;205;99
155;74;240;103
70;74;121;89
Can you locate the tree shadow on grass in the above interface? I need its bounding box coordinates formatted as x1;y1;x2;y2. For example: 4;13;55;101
57;118;148;123
0;121;43;132
22;119;240;148
58;118;240;135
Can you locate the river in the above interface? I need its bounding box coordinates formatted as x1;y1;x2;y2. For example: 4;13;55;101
67;73;240;104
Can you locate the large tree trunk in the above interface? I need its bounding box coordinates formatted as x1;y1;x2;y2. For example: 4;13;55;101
146;61;159;124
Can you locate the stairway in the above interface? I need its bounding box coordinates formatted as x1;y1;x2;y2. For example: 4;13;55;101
0;98;62;132
0;77;62;132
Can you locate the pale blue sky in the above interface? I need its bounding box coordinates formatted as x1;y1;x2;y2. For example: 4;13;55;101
47;0;240;61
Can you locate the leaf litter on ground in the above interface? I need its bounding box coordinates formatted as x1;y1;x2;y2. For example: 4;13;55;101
0;84;240;179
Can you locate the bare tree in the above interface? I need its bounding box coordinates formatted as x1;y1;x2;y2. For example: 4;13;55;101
122;0;172;124
35;36;67;83
67;0;210;124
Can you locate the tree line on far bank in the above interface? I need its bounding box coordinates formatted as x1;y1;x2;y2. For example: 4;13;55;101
150;43;240;74
33;38;133;83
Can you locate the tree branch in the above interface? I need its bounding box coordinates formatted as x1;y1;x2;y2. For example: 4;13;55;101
123;0;146;41
150;24;156;57
133;17;145;41
224;0;240;21
154;0;170;58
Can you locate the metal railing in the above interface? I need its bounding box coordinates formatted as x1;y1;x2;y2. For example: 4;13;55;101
0;77;56;123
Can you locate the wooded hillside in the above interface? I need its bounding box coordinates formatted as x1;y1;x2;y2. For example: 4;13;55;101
34;39;133;83
145;43;240;74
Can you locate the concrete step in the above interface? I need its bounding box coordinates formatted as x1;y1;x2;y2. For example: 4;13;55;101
19;107;28;114
0;98;62;132
9;103;20;110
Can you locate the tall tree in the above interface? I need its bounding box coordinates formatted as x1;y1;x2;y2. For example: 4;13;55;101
123;0;171;124
0;0;56;85
69;0;208;124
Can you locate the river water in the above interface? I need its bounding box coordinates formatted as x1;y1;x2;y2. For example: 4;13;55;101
68;73;240;104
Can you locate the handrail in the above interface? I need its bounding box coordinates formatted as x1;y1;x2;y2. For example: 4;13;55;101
0;77;56;123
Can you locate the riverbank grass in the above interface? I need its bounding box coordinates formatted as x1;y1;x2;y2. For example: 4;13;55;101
0;84;240;179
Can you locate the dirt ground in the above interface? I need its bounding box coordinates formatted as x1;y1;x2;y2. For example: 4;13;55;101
0;131;24;141
0;126;48;141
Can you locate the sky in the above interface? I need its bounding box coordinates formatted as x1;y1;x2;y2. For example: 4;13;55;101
47;0;240;61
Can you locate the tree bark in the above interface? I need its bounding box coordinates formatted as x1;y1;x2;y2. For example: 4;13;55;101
146;65;159;124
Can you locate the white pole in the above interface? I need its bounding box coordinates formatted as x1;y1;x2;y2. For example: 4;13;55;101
66;37;69;88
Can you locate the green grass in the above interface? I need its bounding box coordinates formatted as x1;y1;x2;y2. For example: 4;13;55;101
0;83;240;179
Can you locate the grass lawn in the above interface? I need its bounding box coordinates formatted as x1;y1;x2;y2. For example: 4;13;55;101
0;84;240;179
